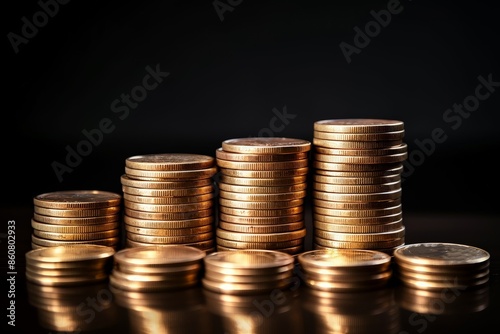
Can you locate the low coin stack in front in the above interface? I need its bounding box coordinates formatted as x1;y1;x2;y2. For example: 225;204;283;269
297;249;393;292
215;137;311;255
202;249;296;295
393;242;490;291
31;190;122;249
312;119;408;254
109;245;206;292
25;244;116;286
121;153;218;252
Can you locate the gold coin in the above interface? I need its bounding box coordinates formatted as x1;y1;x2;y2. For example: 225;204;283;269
313;181;401;193
124;208;213;220
218;182;307;194
314;219;403;233
203;269;292;284
314;152;408;164
396;267;490;282
216;245;304;256
25;265;106;277
122;184;214;197
314;237;404;249
313;119;404;133
204;249;294;268
126;231;214;244
216;148;308;161
126;238;214;250
31;235;120;247
219;167;309;178
313;161;403;172
216;158;309;170
125;153;214;171
314;227;405;242
33;229;119;241
313;138;403;149
313;205;402;217
313;189;402;202
32;213;120;225
219;174;307;186
113;244;206;266
218;221;304;233
315;165;403;177
222;137;311;154
219;189;307;201
314;212;403;225
396;275;489;291
124;215;214;229
313;198;401;210
218;198;303;210
34;206;121;218
303;270;393;284
394;258;490;274
215;237;304;250
33;190;122;209
109;271;198;292
31;220;119;233
120;174;213;189
26;244;116;263
124;200;213;212
219;212;303;225
314;143;407;156
314;130;404;141
216;227;306;243
124;224;213;236
313;174;400;185
201;277;293;295
26;271;109;286
123;192;214;204
302;275;391;292
125;166;218;179
219;206;303;217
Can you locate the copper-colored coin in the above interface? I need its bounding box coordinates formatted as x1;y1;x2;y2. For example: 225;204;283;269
126;231;214;244
123;192;214;204
120;174;213;189
219;206;303;217
204;249;294;269
123;215;214;229
313;130;404;141
26;244;116;263
215;237;304;250
313;174;400;185
314;143;407;156
31;220;119;233
313;138;403;149
396;275;489;291
313;119;404;133
396;267;490;282
216;158;309;170
31;235;119;248
124;200;213;212
219;212;303;225
33;190;122;209
203;269;292;284
218;198;303;210
124;224;213;236
314;219;403;233
219;175;307;186
219;167;309;178
313;181;401;193
314;212;403;225
313;198;401;210
124;208;213;220
313;189;402;202
33;206;121;218
202;277;293;295
314;227;405;242
33;229;119;241
216;245;303;255
126;238;214;250
32;213;120;226
125;166;218;179
218;182;307;194
219;190;307;201
302;275;391;292
125;153;214;171
114;244;206;266
122;185;214;197
26;271;109;286
315;165;403;177
216;148;308;161
216;227;306;243
314;236;405;249
222;137;311;154
394;258;490;274
313;161;403;172
313;205;402;217
314;152;408;164
218;221;304;234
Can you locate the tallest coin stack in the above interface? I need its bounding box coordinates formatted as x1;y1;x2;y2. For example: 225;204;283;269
311;119;408;255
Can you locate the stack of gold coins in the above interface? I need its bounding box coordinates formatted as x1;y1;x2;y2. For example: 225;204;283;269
215;137;311;255
31;190;122;249
202;249;296;295
312;119;408;254
109;244;206;292
393;242;490;291
25;244;115;286
121;153;217;252
297;249;393;292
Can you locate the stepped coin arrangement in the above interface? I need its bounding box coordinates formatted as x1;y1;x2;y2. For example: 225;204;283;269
121;153;217;252
312;119;408;254
31;190;122;249
215;137;311;255
109;245;206;292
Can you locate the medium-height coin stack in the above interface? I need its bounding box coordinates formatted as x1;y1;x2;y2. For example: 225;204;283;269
121;153;218;252
312;119;408;254
215;137;311;255
31;190;122;249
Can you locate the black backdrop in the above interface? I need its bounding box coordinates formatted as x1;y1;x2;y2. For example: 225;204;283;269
3;0;500;214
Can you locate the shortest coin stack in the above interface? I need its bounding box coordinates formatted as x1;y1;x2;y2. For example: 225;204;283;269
109;245;206;292
393;242;490;291
202;249;296;295
297;248;393;292
25;244;116;286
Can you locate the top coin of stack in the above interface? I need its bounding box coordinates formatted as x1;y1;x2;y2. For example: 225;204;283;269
121;153;218;252
393;242;490;291
312;119;408;254
215;137;311;255
31;190;122;250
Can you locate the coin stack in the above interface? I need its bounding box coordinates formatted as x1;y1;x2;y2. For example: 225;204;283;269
121;153;218;252
312;119;408;254
31;190;122;249
202;249;296;295
109;245;206;292
297;249;393;292
25;244;116;286
393;242;490;291
215;137;311;255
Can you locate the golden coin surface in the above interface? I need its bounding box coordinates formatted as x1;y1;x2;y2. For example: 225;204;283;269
114;245;206;266
313;152;408;164
314;237;404;249
124;200;213;212
298;248;391;270
31;235;120;248
219;198;303;210
314;143;407;156
396;275;489;291
315;165;403;177
203;270;292;283
216;148;308;161
216;228;306;243
219;167;309;178
313;174;400;185
218;206;303;217
219;175;307;186
125;224;213;236
123;192;214;204
26;271;109;286
314;212;403;225
216;245;304;256
33;190;122;209
33;229;120;241
125;153;214;171
203;249;294;269
314;220;403;233
124;208;213;220
215;237;304;250
313;130;404;141
314;227;405;242
218;212;303;225
313;198;401;210
125;238;214;250
222;137;311;154
216;158;309;170
396;267;490;282
218;221;304;234
31;220;119;233
124;215;214;229
313;205;402;217
125;166;218;179
120;174;213;189
313;189;402;202
218;182;307;194
313;138;403;149
122;185;214;197
201;277;293;295
32;213;120;226
313;119;404;133
393;243;490;267
26;244;116;263
394;258;490;274
303;275;390;292
313;161;403;172
313;181;401;193
219;190;307;201
126;231;214;244
34;206;121;218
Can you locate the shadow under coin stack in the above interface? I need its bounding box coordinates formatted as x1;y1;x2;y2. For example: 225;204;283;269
109;245;206;292
31;190;122;250
215;137;311;255
312;119;408;255
121;153;217;252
